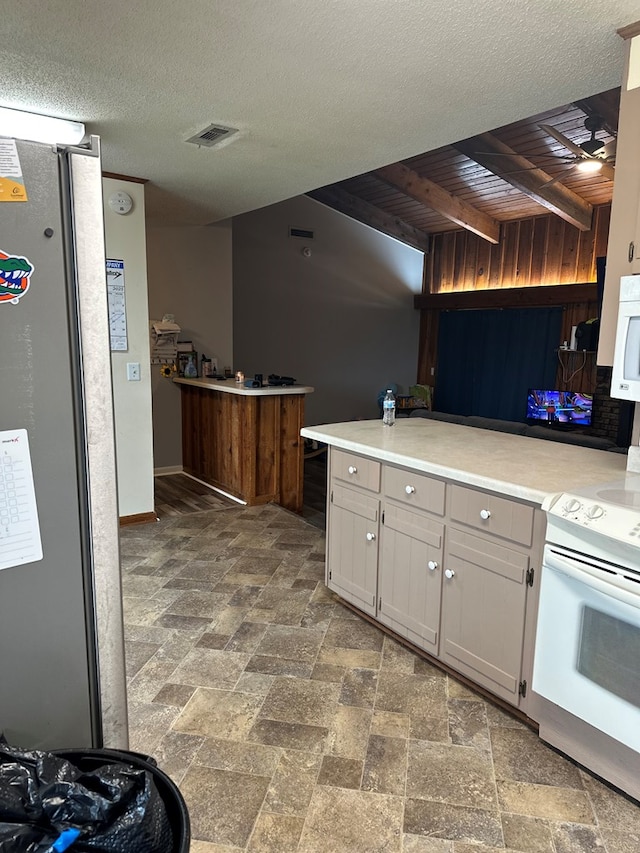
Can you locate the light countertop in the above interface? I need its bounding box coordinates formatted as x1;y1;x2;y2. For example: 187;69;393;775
300;419;628;505
175;377;314;396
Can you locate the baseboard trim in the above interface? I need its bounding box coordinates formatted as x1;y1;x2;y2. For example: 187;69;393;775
182;472;247;505
154;465;184;477
119;511;158;527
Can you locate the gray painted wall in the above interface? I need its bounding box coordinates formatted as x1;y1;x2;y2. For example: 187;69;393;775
146;222;233;469
233;195;424;426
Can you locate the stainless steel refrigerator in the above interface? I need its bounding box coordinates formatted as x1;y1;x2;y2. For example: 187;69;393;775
0;136;128;750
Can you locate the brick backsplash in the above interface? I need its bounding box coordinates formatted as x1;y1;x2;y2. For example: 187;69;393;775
591;367;627;444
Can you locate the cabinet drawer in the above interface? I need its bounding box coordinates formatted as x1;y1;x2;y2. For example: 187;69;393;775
332;481;379;522
332;448;380;493
449;484;534;547
384;465;445;516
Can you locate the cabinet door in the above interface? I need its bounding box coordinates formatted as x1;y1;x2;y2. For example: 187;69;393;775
379;503;444;655
328;482;380;616
441;526;529;706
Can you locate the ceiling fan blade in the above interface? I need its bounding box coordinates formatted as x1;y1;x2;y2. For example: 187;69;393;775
538;165;576;190
472;151;575;164
539;124;586;159
602;140;617;160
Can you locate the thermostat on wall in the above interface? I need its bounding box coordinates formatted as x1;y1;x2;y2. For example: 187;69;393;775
108;191;133;215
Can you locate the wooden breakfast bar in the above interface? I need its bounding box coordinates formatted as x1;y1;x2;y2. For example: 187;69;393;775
174;377;314;513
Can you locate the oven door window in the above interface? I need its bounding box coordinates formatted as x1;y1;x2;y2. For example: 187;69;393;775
577;606;640;710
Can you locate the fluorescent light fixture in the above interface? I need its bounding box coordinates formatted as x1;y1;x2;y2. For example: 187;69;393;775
575;158;603;174
0;106;85;145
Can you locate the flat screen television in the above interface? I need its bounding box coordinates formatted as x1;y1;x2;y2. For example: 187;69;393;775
526;389;593;427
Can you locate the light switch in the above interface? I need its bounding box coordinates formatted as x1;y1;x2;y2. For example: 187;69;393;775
127;362;141;381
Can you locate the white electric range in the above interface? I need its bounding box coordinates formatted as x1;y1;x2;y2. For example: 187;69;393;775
532;473;640;801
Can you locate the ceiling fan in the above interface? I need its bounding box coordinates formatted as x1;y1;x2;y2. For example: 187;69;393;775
538;115;616;184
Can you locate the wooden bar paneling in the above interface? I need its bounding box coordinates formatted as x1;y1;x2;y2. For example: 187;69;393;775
255;396;277;499
179;386;307;513
279;395;305;512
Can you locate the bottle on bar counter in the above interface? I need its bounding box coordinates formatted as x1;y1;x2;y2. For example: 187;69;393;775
382;389;396;427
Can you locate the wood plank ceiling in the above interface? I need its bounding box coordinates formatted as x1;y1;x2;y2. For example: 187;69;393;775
308;88;619;255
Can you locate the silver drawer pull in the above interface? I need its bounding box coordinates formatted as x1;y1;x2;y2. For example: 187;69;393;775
348;465;357;475
444;569;455;579
427;560;438;571
405;485;415;495
366;532;376;542
480;509;491;520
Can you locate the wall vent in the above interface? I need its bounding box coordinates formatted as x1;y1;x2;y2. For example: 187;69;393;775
185;124;239;148
289;227;315;239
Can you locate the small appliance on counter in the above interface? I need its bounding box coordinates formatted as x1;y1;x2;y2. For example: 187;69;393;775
268;374;296;386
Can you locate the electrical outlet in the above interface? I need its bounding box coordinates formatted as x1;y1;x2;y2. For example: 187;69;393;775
127;362;141;381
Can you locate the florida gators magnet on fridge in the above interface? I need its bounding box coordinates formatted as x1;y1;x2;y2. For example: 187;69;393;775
0;250;34;305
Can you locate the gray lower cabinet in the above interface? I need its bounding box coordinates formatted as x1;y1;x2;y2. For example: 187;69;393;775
440;525;530;705
378;502;443;655
327;481;380;616
325;449;542;712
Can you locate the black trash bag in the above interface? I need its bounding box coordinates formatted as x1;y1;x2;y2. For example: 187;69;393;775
0;740;173;853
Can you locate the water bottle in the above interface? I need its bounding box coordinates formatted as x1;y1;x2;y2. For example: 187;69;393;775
382;389;396;427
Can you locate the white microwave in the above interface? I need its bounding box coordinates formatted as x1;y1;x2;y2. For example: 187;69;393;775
611;275;640;402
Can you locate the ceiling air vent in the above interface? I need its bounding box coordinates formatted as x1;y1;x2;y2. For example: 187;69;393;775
185;123;239;148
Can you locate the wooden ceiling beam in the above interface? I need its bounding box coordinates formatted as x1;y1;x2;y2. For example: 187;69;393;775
414;282;597;310
453;133;593;232
307;186;431;253
374;163;501;244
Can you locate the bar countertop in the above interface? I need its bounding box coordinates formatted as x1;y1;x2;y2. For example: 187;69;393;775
300;418;628;505
174;377;314;396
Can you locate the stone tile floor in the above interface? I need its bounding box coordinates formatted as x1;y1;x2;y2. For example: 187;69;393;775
121;503;640;853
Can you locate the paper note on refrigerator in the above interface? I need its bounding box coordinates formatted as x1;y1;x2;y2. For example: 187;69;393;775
0;429;43;570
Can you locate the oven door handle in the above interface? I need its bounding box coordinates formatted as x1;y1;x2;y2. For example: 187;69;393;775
544;553;640;610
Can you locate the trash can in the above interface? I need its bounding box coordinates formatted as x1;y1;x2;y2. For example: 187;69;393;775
53;748;190;853
0;739;190;853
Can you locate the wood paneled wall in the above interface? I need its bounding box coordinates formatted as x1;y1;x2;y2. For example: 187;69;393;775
416;206;610;396
424;205;610;293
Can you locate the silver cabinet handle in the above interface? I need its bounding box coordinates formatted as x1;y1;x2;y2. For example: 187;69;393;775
444;569;455;579
366;532;376;541
480;509;491;520
405;485;415;494
427;560;438;571
348;465;357;475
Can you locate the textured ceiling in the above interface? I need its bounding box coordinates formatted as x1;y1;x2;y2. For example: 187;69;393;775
3;1;637;225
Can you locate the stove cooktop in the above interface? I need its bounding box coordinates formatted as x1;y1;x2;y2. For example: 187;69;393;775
543;473;640;550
